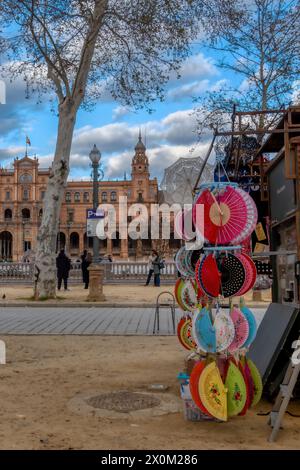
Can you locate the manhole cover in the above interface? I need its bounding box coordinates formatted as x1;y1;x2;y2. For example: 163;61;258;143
86;391;161;413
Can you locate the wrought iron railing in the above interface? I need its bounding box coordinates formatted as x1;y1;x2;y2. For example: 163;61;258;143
0;261;177;284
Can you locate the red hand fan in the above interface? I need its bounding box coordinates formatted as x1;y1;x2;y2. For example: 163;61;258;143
197;254;221;298
189;361;212;416
193;186;248;244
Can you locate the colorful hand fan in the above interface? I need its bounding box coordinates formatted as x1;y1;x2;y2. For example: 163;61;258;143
238;361;251;416
198;361;227;421
180;317;197;350
240;301;257;348
175;247;189;277
181;279;199;312
241;358;255;406
225;360;247;417
177;317;190;350
184;250;198;277
197;254;221;298
218;254;246;298
246;358;263;407
231;189;258;244
174;278;187;311
189;361;212;416
228;307;249;353
235;253;257;296
192;307;216;353
193;186;248;245
214;308;235;352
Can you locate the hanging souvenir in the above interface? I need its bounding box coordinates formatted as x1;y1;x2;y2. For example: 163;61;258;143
228;307;249;353
225;360;247;417
189;361;212;416
193;186;249;245
198;361;227;421
192;307;216;353
214;307;235;353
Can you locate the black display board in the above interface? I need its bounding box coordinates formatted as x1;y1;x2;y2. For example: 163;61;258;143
269;157;297;224
248;303;299;389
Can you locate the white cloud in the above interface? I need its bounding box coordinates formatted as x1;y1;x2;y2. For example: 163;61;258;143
64;108;210;181
112;105;132;120
174;53;218;83
168;80;210;101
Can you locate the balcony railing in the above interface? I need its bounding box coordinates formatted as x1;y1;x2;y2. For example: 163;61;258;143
0;261;177;284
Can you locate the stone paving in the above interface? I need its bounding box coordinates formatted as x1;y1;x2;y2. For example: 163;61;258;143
0;307;267;336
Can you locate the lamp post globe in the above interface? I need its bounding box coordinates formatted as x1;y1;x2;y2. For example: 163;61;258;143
89;144;101;164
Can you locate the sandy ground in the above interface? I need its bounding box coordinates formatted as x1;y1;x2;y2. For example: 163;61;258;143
0;284;272;305
0;335;299;450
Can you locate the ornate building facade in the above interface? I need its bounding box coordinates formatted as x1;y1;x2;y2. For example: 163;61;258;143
0;135;169;261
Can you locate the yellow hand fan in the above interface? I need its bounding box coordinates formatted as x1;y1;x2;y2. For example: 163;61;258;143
198;361;227;421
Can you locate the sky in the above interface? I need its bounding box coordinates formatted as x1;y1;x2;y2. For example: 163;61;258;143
0;43;234;184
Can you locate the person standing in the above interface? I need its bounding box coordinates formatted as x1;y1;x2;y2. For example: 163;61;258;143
56;249;71;291
81;250;87;285
145;250;156;286
152;251;164;287
82;252;92;289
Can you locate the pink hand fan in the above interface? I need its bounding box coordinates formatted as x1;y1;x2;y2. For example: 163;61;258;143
193;186;248;244
228;307;249;353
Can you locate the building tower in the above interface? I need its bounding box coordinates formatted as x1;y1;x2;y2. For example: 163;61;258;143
131;130;150;202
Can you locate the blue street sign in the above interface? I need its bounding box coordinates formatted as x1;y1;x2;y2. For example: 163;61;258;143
86;208;105;219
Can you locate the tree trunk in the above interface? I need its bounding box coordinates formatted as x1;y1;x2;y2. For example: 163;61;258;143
35;100;76;298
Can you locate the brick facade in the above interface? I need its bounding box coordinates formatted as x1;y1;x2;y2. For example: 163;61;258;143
0;136;160;261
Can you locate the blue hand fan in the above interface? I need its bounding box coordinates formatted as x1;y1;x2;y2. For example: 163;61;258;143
240;303;257;348
192;307;216;353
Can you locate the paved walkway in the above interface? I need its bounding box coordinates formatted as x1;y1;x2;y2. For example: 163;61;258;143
0;307;267;336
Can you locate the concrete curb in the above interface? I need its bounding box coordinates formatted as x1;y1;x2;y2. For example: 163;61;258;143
0;302;270;308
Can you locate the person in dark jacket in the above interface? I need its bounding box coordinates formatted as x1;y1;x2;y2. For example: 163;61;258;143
56;249;71;291
81;250;87;283
82;252;92;289
152;252;164;287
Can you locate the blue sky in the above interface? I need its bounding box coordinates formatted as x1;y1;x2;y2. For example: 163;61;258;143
0;43;235;183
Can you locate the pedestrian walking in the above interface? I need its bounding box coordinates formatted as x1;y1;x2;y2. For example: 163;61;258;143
145;250;156;286
82;252;92;289
152;251;165;287
56;249;71;291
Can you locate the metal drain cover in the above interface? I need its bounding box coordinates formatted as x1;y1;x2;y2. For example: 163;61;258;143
86;391;161;413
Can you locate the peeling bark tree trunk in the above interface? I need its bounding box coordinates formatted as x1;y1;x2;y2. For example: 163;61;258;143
35;99;76;298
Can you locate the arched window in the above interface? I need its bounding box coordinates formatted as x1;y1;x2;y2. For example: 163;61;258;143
102;192;107;202
0;231;13;260
22;208;30;220
65;192;71;203
74;192;80;202
70;232;79;250
40;190;45;200
110;191;117;202
39;208;43;218
4;209;12;220
23;188;30;201
83;192;89;203
56;232;66;251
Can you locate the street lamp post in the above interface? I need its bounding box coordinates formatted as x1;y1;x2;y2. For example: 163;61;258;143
89;144;101;263
87;144;106;301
